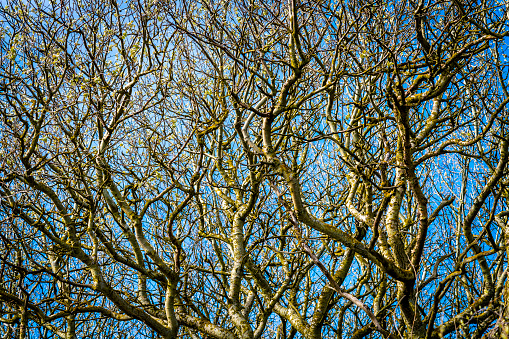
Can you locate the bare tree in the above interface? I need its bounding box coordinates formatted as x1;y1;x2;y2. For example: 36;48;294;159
1;0;509;338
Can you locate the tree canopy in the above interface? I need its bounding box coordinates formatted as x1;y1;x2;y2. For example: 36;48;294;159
1;0;509;338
